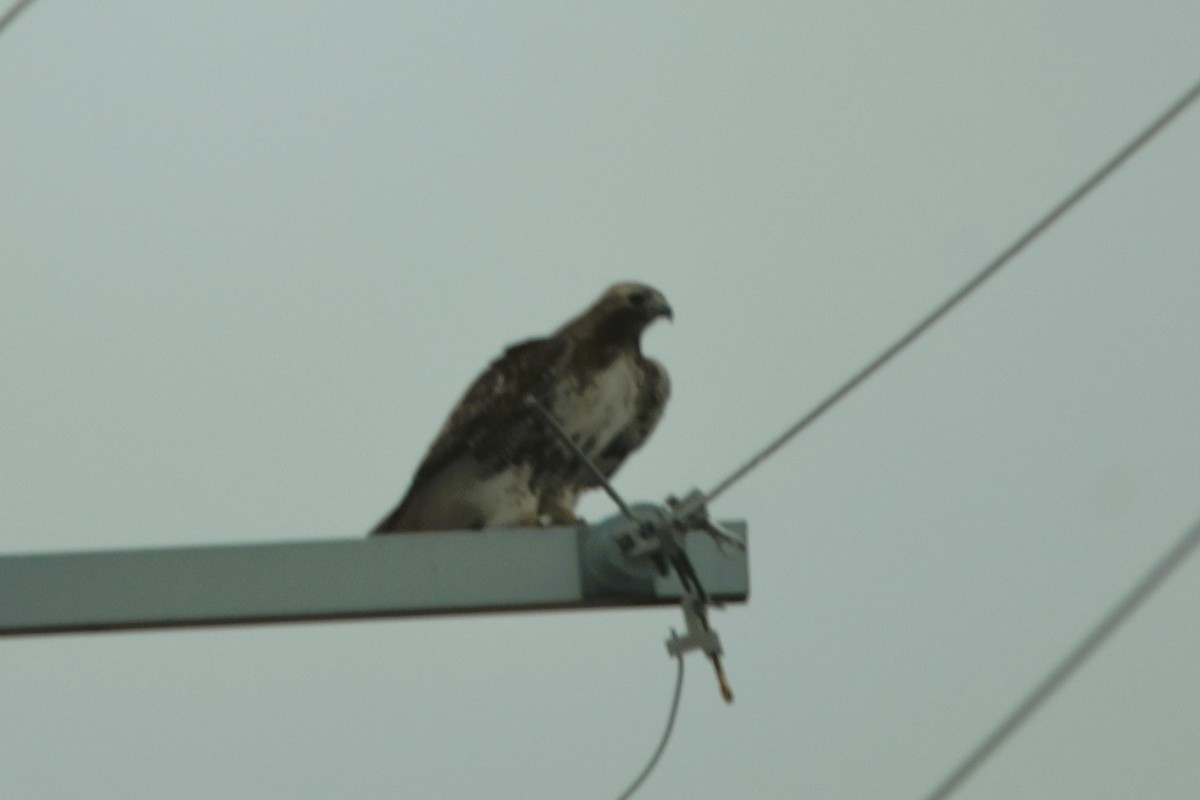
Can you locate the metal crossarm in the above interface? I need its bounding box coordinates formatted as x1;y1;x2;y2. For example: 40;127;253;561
0;518;747;637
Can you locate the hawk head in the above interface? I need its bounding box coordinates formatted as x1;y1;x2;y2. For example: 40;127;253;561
576;282;672;341
557;282;672;350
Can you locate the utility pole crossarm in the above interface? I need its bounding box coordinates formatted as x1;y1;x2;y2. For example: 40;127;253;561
0;520;747;637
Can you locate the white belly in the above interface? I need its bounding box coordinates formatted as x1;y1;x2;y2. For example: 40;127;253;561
397;457;538;530
550;357;640;458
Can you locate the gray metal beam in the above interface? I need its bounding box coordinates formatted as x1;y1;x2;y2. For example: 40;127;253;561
0;521;747;636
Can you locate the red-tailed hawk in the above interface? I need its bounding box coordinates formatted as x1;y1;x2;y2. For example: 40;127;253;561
372;283;672;534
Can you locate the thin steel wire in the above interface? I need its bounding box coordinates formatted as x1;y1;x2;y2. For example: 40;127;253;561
615;653;685;800
523;395;638;523
921;515;1200;800
0;0;38;36
524;394;732;702
705;75;1200;506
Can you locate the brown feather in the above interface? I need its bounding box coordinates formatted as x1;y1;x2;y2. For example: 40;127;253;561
372;283;671;534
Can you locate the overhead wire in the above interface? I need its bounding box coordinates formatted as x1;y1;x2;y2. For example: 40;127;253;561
920;515;1200;800
5;2;1191;792
0;0;38;37
607;72;1200;798
704;74;1200;506
688;73;1200;796
615;653;686;800
689;73;1200;798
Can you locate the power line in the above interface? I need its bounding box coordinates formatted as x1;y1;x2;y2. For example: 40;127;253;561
705;75;1200;506
615;654;685;800
609;72;1200;797
0;0;38;37
920;515;1200;800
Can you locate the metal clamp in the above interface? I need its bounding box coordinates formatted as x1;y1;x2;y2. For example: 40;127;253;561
523;395;737;703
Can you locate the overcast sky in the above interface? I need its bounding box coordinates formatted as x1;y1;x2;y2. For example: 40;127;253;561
3;3;1200;799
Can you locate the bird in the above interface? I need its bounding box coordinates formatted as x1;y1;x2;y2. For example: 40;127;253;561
372;282;672;534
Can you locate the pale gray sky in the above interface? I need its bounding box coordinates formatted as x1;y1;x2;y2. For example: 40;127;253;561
3;3;1200;799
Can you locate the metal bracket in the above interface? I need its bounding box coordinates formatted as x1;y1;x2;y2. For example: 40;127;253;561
668;489;747;554
521;395;744;704
585;490;741;704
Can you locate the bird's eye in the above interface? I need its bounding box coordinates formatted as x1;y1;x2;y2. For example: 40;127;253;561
629;292;648;307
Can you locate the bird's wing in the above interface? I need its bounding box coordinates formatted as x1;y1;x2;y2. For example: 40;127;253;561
411;335;570;487
371;336;569;534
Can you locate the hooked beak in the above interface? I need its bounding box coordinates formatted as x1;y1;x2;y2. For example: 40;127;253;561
648;295;673;322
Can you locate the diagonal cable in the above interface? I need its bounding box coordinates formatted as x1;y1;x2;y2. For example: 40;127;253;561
0;0;38;37
523;395;638;523
705;75;1200;505
524;394;732;702
920;515;1200;800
